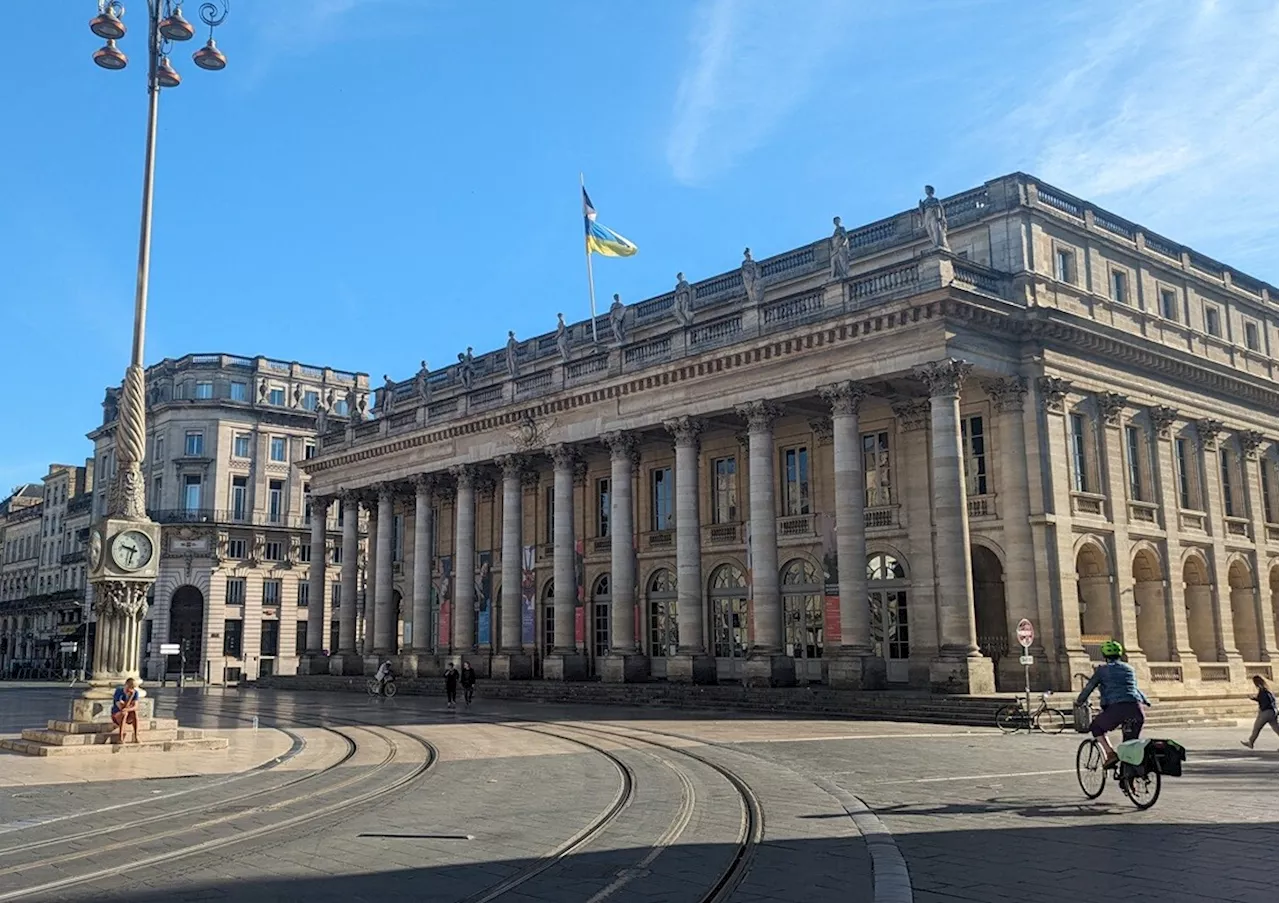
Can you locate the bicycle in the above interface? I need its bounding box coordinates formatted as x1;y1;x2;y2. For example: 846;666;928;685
366;677;398;698
995;691;1067;734
1075;735;1161;809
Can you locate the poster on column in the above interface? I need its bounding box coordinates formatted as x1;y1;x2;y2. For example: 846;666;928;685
633;534;641;646
521;545;536;644
744;521;755;647
476;551;492;646
818;513;841;645
574;539;586;647
437;555;452;648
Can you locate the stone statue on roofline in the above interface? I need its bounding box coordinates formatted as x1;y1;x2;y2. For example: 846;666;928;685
415;360;430;401
609;294;627;345
830;216;850;278
919;184;951;251
741;248;762;305
379;374;396;416
457;348;475;389
345;386;358;422
672;272;695;327
506;332;520;378
556;313;571;362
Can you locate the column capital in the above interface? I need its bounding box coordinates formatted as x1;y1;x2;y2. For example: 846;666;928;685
1195;418;1224;451
310;493;333;510
1148;404;1177;438
1240;429;1265;459
520;468;542;489
601;431;638;461
338;488;362;507
373;482;396;503
449;464;476;490
818;381;867;416
663;416;703;448
495;454;527;479
892;399;931;432
915;358;972;397
1096;391;1128;427
735;399;781;432
573;460;589;487
808;416;834;445
547;443;579;471
1036;375;1071;413
981;376;1028;413
411;473;438;497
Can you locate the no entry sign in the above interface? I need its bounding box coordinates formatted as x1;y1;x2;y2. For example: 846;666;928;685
1016;619;1035;648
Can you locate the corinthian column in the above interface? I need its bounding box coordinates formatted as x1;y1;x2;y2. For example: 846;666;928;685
494;455;533;679
305;495;330;659
373;484;397;654
736;400;794;687
410;475;435;657
337;491;360;671
600;432;647;682
450;465;476;655
915;358;994;693
819;381;879;688
664;417;715;683
546;444;587;680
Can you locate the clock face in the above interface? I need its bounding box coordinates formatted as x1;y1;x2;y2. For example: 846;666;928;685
111;530;154;572
89;530;104;571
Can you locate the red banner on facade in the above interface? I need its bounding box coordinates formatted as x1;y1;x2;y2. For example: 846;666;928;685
824;595;841;645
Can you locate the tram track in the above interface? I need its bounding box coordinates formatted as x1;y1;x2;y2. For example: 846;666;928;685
0;718;440;902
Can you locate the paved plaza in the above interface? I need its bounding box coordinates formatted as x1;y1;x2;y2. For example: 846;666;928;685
0;685;1275;903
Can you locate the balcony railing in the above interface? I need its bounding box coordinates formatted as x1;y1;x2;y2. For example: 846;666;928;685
645;530;674;550
864;505;899;530
147;509;323;530
778;514;814;538
1177;509;1207;532
703;523;741;546
1148;664;1183;682
1199;664;1231;682
1224;516;1251;538
967;495;996;519
60;550;86;565
1128;501;1159;525
1070;492;1106;516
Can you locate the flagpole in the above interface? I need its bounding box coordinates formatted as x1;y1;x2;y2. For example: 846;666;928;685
582;173;600;344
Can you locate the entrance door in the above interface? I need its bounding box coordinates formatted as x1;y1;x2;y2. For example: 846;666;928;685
709;564;748;681
168;586;205;678
782;559;824;683
868;553;910;684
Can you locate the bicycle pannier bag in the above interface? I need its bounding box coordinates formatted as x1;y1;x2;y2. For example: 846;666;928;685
1147;738;1186;777
1072;701;1092;733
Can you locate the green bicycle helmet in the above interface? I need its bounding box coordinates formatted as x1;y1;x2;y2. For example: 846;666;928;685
1100;639;1124;659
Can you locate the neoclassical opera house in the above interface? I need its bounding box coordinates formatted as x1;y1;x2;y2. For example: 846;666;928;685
298;172;1278;696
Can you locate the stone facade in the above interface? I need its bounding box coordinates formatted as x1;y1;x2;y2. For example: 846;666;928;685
87;353;370;684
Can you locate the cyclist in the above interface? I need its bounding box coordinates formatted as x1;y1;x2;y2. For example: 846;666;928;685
373;659;395;697
460;661;477;707
1075;639;1150;766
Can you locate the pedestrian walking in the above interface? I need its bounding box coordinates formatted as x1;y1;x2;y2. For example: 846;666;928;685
444;662;460;709
1241;674;1278;749
460;661;477;707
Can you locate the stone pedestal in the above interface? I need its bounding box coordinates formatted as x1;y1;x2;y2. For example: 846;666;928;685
543;653;588;681
330;653;365;677
666;653;716;685
72;689;154;724
827;651;885;690
601;653;651;683
491;652;533;680
743;654;795;688
298;655;331;676
929;653;996;694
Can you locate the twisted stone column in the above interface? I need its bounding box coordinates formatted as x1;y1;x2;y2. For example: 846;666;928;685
410;476;435;654
306;495;330;655
451;465;477;653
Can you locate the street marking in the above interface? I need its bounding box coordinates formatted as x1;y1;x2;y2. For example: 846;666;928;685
866;769;1074;785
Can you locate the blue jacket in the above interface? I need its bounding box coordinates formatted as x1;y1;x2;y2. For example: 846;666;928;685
1076;661;1149;708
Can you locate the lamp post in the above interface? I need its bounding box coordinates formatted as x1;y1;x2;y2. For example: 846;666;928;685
82;1;230;713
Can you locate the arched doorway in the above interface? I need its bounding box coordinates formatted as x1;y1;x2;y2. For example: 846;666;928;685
648;569;677;678
1076;542;1117;654
781;558;823;683
1133;549;1170;661
710;563;748;681
1183;555;1216;662
391;588;404;652
1228;560;1260;662
971;546;1009;684
168;585;204;678
540;580;555;659
590;574;611;664
868;553;910;683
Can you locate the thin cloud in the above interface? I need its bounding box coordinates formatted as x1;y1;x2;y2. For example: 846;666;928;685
1010;0;1279;275
666;0;856;186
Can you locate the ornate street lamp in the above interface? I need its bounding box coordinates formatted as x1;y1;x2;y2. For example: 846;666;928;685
81;0;230;714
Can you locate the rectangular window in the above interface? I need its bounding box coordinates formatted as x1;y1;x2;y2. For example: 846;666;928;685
263;579;282;604
154;433;165;462
332;582;342;607
1263;462;1276;524
1110;270;1128;304
1160;288;1178;321
182;475;202;512
960;416;987;496
226;577;245;605
270;437;287;462
1245;321;1260;352
1125;425;1146;501
268;479;284;524
1220;449;1237;518
184;431;204;456
223;620;243;657
544;485;555;542
304;441;316;460
296;621;308;656
268;387;286;406
230;381;248;402
195;381;214;399
332;543;343;565
712;456;738;524
392;514;404;563
863;432;892;507
302;390;319;412
1205;305;1221;337
651;467;674;531
299;543;311;563
298;582;310;607
231;476;248;520
1055;247;1074;283
260;620;279;657
227;538;246;559
334;399;349;417
1175;438;1194;509
596;478;610;537
233;433;251;458
1070;414;1090;493
264;542;283;562
303;488;312;525
781;447;810;516
152;476;162;509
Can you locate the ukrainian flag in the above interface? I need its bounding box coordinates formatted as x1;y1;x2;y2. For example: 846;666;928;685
583;188;638;258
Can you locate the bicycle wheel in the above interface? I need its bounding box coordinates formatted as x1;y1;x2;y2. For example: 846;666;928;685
995;704;1025;733
1076;739;1106;799
366;679;380;697
1120;768;1161;810
383;681;398;698
1035;708;1067;735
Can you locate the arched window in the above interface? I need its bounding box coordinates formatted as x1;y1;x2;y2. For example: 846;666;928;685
710;564;747;659
591;574;611;658
541;580;555;654
868;553;909;682
648;569;677;657
781;559;823;665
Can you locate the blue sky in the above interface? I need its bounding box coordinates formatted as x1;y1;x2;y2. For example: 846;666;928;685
2;0;1277;490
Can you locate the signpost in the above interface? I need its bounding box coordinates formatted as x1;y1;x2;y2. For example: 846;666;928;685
1016;618;1035;718
159;643;182;688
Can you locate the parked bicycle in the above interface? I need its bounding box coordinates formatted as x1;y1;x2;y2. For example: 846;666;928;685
996;691;1067;734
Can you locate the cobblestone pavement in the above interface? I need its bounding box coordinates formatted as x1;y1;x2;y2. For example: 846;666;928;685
0;686;1275;902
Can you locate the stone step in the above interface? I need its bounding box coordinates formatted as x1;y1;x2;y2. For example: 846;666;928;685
0;736;228;758
45;718;179;734
20;728;181;746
